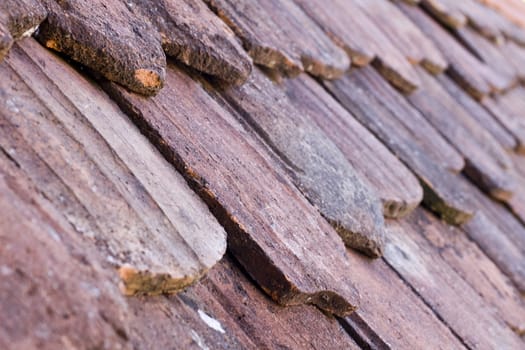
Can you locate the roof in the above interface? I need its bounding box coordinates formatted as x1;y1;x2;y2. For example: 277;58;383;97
1;0;525;349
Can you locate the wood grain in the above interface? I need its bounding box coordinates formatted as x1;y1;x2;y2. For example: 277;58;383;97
482;96;525;153
457;176;525;294
283;75;423;219
2;40;227;296
422;0;525;45
456;26;518;88
204;0;349;79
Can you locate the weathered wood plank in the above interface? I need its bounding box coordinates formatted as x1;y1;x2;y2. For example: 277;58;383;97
204;0;349;79
437;74;517;151
218;69;386;257
0;0;46;60
2;40;227;295
399;3;511;99
409;208;525;336
36;0;166;95
407;67;516;201
324;67;473;225
294;0;421;93
131;0;252;85
283;75;423;219
0;21;11;60
355;0;447;73
103;63;361;316
385;210;525;348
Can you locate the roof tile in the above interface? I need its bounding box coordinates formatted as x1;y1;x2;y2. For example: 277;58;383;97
204;0;350;79
2;40;227;295
219;68;387;257
284;75;423;218
103;63;361;316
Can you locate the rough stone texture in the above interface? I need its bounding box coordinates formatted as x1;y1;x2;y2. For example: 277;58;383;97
400;3;511;99
408;67;516;202
284;75;423;219
132;0;252;85
325;67;473;225
385;210;525;349
437;74;517;151
0;0;47;60
2;40;227;296
36;0;167;95
295;0;421;93
103;63;361;316
204;0;350;79
218;69;386;258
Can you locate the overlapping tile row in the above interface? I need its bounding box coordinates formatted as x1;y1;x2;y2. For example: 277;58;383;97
0;41;367;349
385;209;525;346
1;40;227;296
283;75;423;219
204;0;350;79
399;2;513;99
215;68;387;257
324;66;474;225
2;0;525;347
420;0;525;45
407;67;516;201
103;61;363;316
